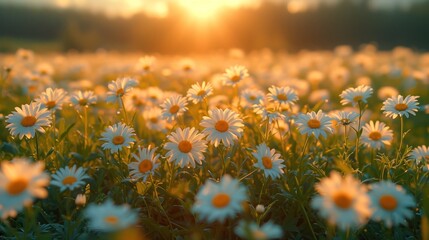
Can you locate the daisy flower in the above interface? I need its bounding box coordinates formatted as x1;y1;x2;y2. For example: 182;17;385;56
106;77;138;103
135;55;155;74
410;145;429;164
100;123;136;153
223;65;249;86
35;88;69;111
311;171;371;230
295;110;333;138
5;102;51;139
143;107;168;132
241;89;265;108
360;121;393;150
0;157;50;219
267;85;299;106
51;165;90;192
339;85;373;106
160;95;188;122
123;88;150;112
84;199;138;232
70;90;97;109
200;108;244;147
369;181;415;227
128;146;160;181
192;175;247;223
235;220;283;240
253;100;283;124
164;127;207;168
252;143;285;179
331;111;359;126
186;81;213;104
381;95;419;119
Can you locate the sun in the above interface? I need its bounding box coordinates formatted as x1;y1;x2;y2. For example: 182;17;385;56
177;0;225;21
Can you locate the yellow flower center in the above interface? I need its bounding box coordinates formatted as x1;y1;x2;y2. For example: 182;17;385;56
353;95;363;102
277;93;288;101
231;75;241;82
143;65;150;71
104;216;119;225
249;95;256;101
333;191;353;209
138;159;153;173
116;88;124;96
379;195;398;211
46;101;57;109
6;178;28;195
394;103;408;111
78;99;88;106
307;119;321;129
149;117;158;124
212;193;231;208
183;65;192;71
253;230;267;239
178;140;192;153
215;120;229;133
369;131;382;141
62;176;77;185
262;156;273;169
21;116;37;127
197;90;206;97
169;105;180;114
112;136;125;145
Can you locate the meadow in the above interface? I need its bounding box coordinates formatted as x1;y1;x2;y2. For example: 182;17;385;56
0;45;428;239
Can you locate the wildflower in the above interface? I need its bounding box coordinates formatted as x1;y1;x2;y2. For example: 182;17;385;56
241;89;265;108
84;200;138;232
192;175;247;223
410;145;429;164
135;55;155;74
200;108;244;147
331;111;359;126
35;88;69;111
100;123;136;153
70;90;97;109
369;181;415;227
267;85;299;106
164;127;207;168
361;121;393;150
223;65;249;86
255;204;265;214
186;81;213;104
0;158;50;219
5;102;51;139
51;165;90;192
106;77;138;103
252;143;285;179
381;95;419;119
235;220;283;240
311;171;371;230
128;146;160;181
160;95;188;122
339;85;373;106
295;110;333;138
75;194;87;206
253;101;283;124
123;88;150;112
377;86;399;100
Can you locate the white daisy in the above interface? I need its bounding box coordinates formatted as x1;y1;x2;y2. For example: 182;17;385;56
252;143;285;179
311;171;371;230
70;90;97;109
123;88;150;112
186;81;213;104
295;110;333;138
339;85;373;106
100;122;136;153
369;181;415;227
381;95;419;119
5;102;51;139
128;146;160;181
410;145;429;164
360;121;393;150
241;89;265;108
253;100;283;124
222;65;249;86
160;95;188;122
51;165;90;192
106;77;138;103
35;88;69;111
267;85;299;106
192;175;247;223
331;111;359;126
0;157;50;219
143;107;168;132
135;55;155;74
84;199;138;232
200;108;244;147
164;127;207;168
235;220;283;240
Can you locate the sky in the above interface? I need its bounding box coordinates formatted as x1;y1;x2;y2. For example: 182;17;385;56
0;0;425;17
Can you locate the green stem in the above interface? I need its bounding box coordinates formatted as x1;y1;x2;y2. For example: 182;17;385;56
83;107;88;149
354;102;364;167
396;116;404;162
35;132;40;160
120;96;129;125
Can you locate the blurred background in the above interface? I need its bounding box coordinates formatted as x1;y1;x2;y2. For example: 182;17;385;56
1;0;429;53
